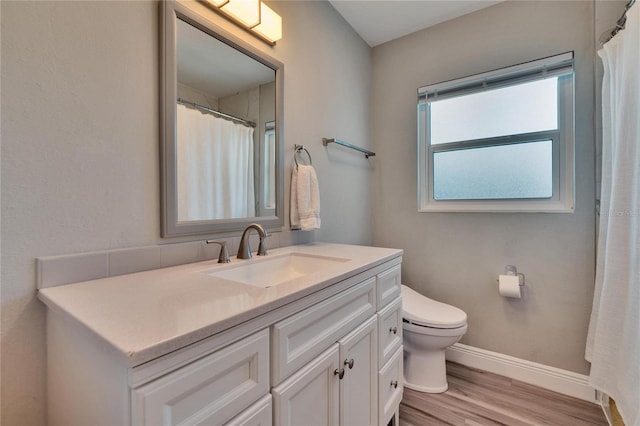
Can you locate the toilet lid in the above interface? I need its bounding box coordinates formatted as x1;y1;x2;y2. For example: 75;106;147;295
401;285;467;328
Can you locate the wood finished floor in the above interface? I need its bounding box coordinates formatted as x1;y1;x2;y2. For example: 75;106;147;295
399;362;607;426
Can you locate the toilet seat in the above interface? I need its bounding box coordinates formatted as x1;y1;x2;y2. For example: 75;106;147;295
401;285;467;329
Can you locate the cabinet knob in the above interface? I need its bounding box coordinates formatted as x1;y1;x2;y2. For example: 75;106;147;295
389;326;398;335
334;368;345;380
391;380;398;389
344;358;355;369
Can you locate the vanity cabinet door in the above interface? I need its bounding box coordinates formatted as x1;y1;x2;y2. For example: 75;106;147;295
272;344;340;426
339;316;378;426
131;330;269;426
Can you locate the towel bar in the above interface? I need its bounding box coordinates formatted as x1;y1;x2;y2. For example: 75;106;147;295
322;138;375;158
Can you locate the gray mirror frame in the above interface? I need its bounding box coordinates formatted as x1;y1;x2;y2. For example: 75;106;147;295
160;0;284;237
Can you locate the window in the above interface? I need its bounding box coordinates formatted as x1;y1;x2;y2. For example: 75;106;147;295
256;120;276;217
417;52;575;212
263;121;276;210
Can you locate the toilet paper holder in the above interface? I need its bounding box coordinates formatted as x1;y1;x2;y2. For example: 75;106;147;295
503;265;525;286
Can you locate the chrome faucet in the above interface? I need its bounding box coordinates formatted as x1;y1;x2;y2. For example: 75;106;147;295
237;223;269;259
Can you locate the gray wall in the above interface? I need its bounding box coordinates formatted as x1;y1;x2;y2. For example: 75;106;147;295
371;0;596;374
0;1;371;424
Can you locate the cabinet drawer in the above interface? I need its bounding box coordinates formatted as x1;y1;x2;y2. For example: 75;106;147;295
377;265;401;309
225;394;272;426
272;277;376;384
378;346;403;426
132;329;269;426
378;297;402;368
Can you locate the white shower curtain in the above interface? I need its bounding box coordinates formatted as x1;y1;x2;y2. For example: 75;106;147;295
585;4;639;426
177;104;255;221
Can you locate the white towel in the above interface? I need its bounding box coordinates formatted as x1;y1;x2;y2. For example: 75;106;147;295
290;164;321;231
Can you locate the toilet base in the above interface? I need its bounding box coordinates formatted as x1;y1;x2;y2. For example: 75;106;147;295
403;381;448;393
403;348;449;394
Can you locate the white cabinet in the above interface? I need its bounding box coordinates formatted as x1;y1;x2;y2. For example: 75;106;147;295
378;347;403;425
42;250;403;426
272;344;341;426
339;316;378;426
132;329;270;426
271;277;378;426
271;261;403;426
377;264;402;309
225;395;272;426
378;297;402;368
271;277;376;385
375;266;403;426
273;316;379;426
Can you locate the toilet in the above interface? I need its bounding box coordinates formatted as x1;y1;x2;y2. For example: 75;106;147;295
401;285;468;393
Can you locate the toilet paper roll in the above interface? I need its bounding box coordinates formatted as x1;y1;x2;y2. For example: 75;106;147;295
499;274;521;298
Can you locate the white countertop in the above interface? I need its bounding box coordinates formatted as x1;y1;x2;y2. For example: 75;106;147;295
38;243;402;367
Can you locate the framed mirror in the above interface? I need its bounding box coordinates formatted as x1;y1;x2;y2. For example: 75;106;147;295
161;1;284;237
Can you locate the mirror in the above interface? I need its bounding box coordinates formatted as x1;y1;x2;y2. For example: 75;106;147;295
161;1;284;237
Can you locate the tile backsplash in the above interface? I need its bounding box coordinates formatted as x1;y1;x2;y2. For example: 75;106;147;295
37;230;314;289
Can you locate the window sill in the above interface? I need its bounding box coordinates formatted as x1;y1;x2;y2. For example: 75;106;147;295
418;199;574;213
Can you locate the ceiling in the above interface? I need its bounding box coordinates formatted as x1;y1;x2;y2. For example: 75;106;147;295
328;0;504;47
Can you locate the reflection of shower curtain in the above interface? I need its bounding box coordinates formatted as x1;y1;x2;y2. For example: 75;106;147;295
177;104;255;221
585;4;639;426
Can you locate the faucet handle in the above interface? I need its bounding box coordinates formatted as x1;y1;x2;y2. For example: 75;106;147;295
257;234;269;256
206;240;230;263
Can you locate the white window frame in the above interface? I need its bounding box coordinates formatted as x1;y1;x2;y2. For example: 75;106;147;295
417;52;575;213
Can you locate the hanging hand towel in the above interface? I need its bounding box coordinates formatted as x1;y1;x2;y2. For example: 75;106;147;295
290;167;301;230
290;164;321;231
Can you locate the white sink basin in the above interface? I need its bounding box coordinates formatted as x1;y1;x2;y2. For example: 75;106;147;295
206;253;350;288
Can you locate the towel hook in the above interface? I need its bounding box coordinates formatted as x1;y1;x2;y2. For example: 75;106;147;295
294;144;312;170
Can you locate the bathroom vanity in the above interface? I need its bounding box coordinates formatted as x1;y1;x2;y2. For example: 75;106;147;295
38;243;403;425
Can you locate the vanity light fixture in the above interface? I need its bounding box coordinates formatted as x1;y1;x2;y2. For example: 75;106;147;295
252;2;282;43
203;0;282;45
220;0;261;27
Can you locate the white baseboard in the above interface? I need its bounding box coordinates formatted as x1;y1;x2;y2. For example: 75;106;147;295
445;343;598;403
596;391;613;426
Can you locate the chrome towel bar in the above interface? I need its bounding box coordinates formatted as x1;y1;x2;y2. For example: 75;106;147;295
322;138;376;158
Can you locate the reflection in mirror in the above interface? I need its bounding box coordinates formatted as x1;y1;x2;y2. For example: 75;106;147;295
176;18;275;221
262;120;276;215
161;1;283;237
